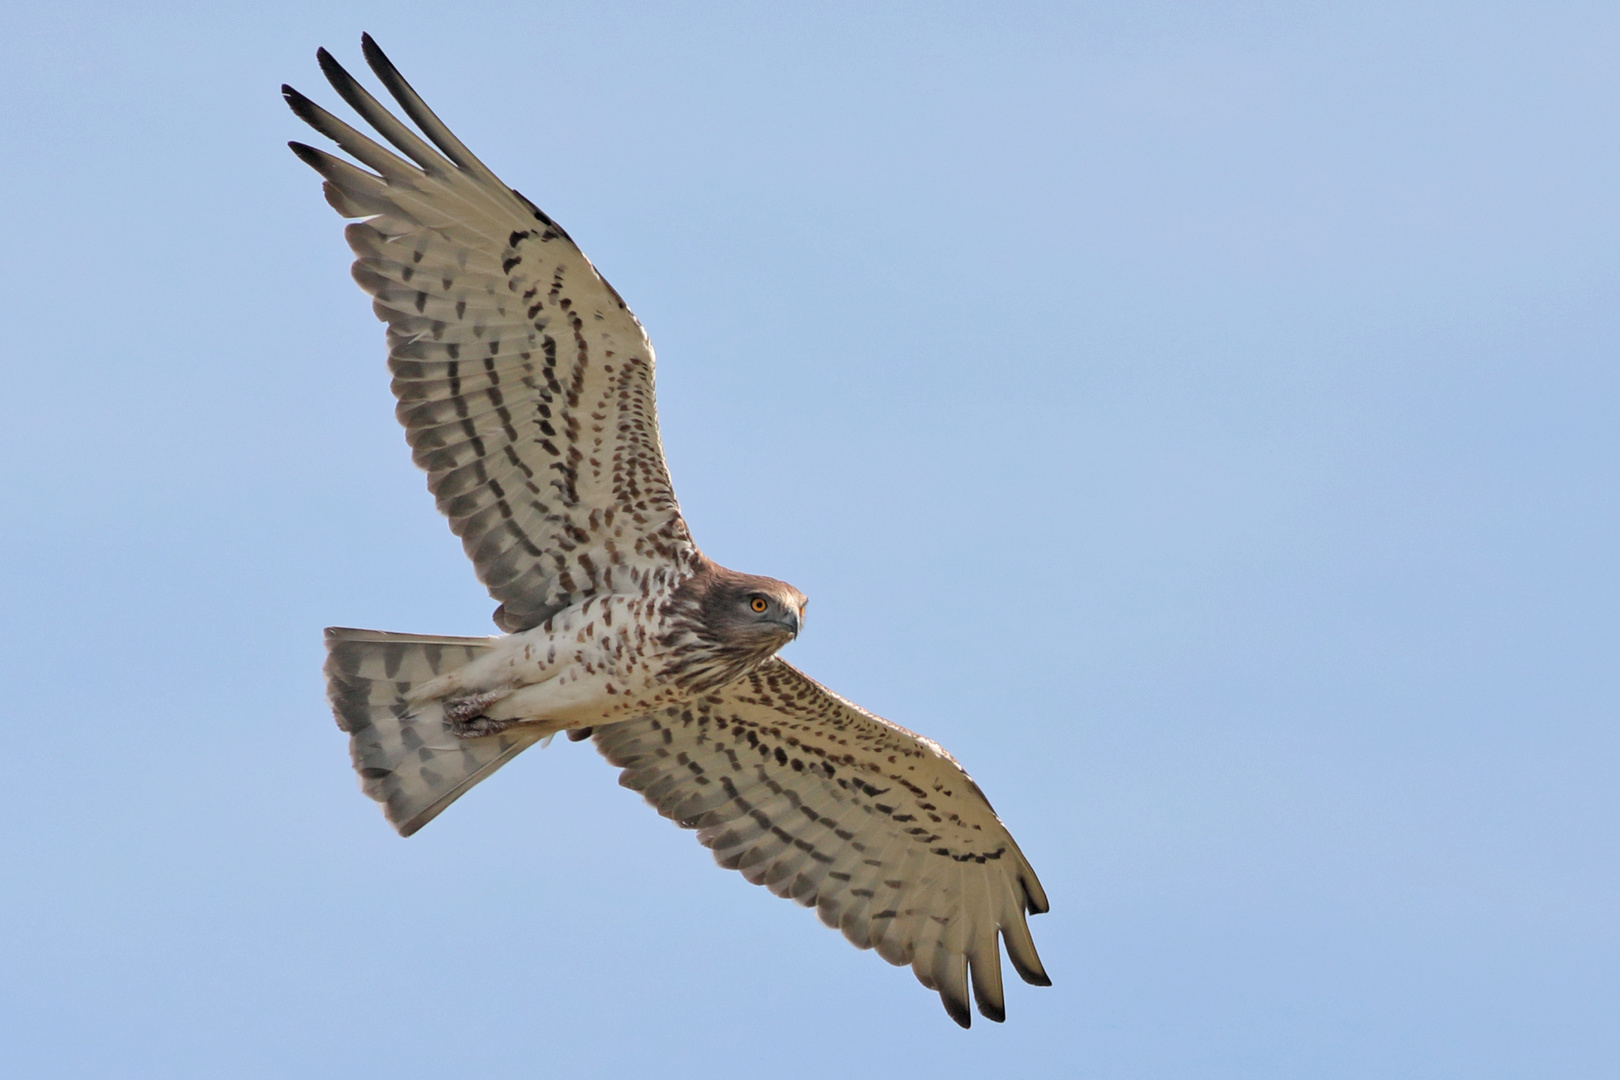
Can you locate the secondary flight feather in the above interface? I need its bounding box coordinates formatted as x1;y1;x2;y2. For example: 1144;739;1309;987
287;34;1049;1027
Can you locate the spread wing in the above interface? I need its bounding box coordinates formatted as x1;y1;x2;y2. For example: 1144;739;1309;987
592;659;1051;1027
285;36;696;631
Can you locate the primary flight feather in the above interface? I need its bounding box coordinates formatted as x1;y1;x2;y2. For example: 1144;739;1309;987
288;34;1049;1027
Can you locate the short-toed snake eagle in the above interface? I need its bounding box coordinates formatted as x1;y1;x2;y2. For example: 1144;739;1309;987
286;35;1049;1026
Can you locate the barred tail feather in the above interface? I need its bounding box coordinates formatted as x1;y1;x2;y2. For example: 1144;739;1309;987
323;627;545;836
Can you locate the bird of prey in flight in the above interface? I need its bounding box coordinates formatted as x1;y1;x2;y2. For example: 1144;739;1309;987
285;35;1049;1027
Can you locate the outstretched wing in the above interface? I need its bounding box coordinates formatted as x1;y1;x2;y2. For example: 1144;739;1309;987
285;36;697;631
592;659;1051;1027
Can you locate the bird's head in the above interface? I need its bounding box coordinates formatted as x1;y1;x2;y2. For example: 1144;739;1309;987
701;572;808;654
661;561;809;690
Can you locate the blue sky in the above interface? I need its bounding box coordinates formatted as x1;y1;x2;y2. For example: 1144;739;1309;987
2;2;1616;1076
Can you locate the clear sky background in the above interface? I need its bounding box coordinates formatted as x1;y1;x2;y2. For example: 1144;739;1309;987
2;2;1615;1076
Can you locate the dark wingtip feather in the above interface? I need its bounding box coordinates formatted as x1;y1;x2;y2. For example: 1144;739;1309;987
313;48;360;111
360;33;408;101
969;959;1007;1022
360;32;393;78
282;84;317;120
941;989;972;1028
355;32;506;185
287;140;323;167
1025;872;1050;915
315;46;343;81
1005;934;1052;987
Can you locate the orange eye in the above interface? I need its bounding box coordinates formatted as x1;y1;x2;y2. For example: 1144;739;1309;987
750;597;768;613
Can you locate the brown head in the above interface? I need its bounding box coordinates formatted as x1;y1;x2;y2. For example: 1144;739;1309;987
661;561;808;690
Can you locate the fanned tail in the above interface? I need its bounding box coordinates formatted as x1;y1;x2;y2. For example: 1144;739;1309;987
323;627;545;835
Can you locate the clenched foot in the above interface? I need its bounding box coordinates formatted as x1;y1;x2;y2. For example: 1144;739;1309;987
443;692;515;738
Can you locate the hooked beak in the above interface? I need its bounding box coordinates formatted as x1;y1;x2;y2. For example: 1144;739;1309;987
776;604;804;640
